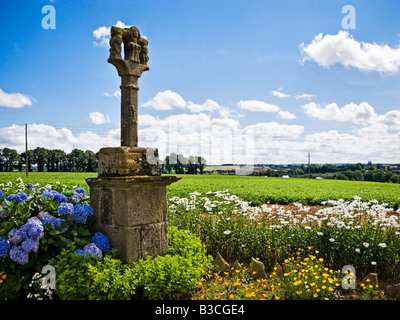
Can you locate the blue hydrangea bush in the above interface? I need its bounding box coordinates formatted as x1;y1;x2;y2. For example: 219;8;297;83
0;178;110;299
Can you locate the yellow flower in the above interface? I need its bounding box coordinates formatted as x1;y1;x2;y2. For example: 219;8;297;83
319;258;324;262
296;291;302;295
313;293;318;298
229;294;234;299
275;296;280;300
328;287;334;292
324;297;329;300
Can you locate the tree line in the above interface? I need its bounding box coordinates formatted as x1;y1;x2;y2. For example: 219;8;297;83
0;147;98;172
251;162;400;184
162;153;207;175
0;148;207;174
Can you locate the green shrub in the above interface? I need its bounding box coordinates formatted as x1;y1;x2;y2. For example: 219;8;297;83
50;227;212;300
132;226;213;300
0;180;95;299
49;244;138;300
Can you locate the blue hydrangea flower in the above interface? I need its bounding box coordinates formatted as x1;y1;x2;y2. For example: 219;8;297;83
74;188;86;196
0;206;8;218
0;190;3;199
7;228;25;245
9;245;29;265
42;190;67;204
71;204;93;224
57;202;74;215
0;236;11;257
6;192;28;204
26;183;34;189
83;243;102;258
91;232;110;252
75;249;85;257
20;217;44;241
21;238;39;253
38;212;66;230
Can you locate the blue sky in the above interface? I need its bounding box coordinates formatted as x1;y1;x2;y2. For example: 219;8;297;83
0;0;399;164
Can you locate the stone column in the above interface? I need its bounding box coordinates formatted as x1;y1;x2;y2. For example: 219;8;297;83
86;25;181;264
120;74;139;147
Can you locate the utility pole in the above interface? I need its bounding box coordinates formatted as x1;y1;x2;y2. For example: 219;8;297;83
72;145;76;172
308;152;311;179
25;124;28;177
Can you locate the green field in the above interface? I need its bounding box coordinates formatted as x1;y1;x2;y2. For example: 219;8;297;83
1;172;400;208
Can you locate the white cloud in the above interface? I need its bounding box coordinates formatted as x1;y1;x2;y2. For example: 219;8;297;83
237;100;281;113
141;90;186;110
93;21;132;48
0;124;119;153
141;90;230;117
301;101;377;123
244;122;304;139
300;30;400;73
295;93;316;100
89;112;111;125
104;90;121;98
271;87;290;98
277;110;296;120
0;88;35;108
377;110;400;129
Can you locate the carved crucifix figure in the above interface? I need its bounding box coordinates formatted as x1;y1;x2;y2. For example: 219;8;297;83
108;25;149;147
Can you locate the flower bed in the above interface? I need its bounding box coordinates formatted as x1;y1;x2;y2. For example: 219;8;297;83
168;190;400;279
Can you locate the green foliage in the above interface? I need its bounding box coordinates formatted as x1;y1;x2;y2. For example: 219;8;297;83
49;226;212;300
131;226;213;299
49;244;138;300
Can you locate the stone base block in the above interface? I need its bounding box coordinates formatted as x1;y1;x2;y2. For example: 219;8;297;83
97;147;162;177
86;175;181;263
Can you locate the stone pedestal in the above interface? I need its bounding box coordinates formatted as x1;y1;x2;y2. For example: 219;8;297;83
87;174;180;263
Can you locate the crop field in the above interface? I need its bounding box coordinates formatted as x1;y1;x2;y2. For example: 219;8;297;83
167;175;400;209
1;172;400;209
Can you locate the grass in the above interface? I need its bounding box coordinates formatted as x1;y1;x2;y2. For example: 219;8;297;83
1;172;399;208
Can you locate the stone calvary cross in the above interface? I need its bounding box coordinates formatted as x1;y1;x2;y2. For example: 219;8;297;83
86;25;180;264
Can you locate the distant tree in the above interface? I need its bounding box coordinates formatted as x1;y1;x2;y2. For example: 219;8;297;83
33;147;48;172
2;148;20;172
85;150;98;172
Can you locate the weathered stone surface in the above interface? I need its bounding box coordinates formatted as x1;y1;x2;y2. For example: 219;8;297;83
231;260;242;271
87;25;181;264
97;147;161;177
213;252;231;273
274;262;284;278
87;175;181;263
107;25;149;147
384;283;400;299
358;273;378;290
249;257;267;279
